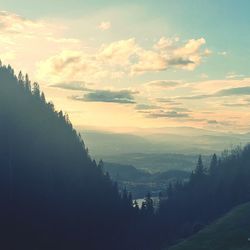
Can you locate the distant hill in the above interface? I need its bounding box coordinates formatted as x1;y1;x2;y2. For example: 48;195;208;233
103;153;209;173
81;130;150;156
103;162;150;181
104;162;189;198
79;127;250;157
168;202;250;250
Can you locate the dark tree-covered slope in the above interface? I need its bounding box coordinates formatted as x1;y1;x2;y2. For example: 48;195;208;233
0;63;138;250
155;147;250;249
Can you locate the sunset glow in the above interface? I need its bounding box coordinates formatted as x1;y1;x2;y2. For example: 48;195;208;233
1;0;250;132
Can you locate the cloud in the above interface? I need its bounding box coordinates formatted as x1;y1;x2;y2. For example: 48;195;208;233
180;86;250;100
72;89;137;104
0;11;82;81
146;110;190;119
170;38;211;70
226;73;245;79
200;73;209;79
0;11;40;34
135;104;160;110
146;80;183;88
216;86;250;96
99;38;138;66
154;36;179;50
180;94;211;100
132;37;210;73
224;103;250;107
50;81;91;91
52;54;81;72
185;77;250;94
37;50;102;83
38;37;210;83
138;99;191;119
0;11;64;38
155;98;182;105
223;98;250;107
98;21;111;31
38;39;137;82
207;120;218;124
172;107;191;112
132;49;167;73
218;51;227;56
174;38;206;56
167;58;194;66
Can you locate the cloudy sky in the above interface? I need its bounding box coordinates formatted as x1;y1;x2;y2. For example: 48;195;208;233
1;0;250;132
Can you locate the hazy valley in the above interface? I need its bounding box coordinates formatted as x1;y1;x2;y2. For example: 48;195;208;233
1;1;250;249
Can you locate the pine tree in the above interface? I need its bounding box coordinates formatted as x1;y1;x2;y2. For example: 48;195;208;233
25;73;31;92
209;153;218;176
18;71;24;85
98;160;104;173
167;183;173;199
41;92;46;103
195;155;206;176
32;82;40;98
128;192;133;207
145;192;154;216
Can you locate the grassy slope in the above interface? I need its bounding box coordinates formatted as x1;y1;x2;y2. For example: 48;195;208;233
168;202;250;250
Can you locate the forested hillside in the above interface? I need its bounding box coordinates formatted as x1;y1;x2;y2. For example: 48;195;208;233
0;63;141;250
155;147;250;249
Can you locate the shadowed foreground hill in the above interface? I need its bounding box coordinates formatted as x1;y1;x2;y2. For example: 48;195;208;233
0;63;139;250
168;202;250;250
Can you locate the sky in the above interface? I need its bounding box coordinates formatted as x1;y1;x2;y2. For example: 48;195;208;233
1;0;250;133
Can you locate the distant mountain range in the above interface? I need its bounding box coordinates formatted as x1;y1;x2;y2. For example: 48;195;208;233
78;127;250;172
80;127;250;156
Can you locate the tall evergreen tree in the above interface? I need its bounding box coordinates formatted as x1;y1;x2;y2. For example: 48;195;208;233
209;153;218;176
195;155;206;176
